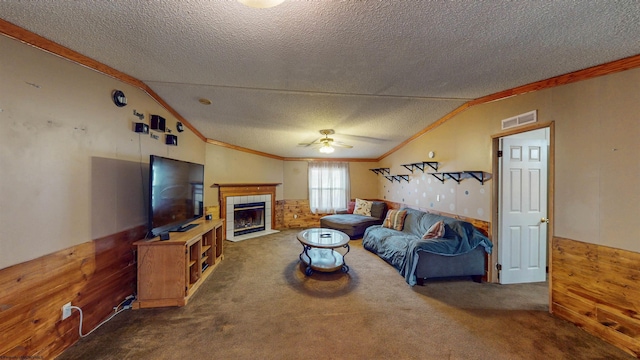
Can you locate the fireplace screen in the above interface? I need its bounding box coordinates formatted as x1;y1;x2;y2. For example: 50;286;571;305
233;202;266;236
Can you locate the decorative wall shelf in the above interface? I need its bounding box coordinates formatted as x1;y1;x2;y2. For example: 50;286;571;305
384;174;410;183
401;161;439;173
429;171;491;184
430;172;463;183
369;168;390;175
464;171;490;185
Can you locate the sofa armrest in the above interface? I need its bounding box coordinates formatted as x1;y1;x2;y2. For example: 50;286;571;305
336;209;350;214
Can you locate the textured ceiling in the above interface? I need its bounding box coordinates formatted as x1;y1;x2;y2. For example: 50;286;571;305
1;1;640;159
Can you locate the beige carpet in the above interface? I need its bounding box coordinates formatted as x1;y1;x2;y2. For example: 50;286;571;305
57;229;632;359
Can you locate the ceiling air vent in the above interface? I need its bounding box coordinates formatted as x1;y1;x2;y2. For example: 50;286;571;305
501;110;537;130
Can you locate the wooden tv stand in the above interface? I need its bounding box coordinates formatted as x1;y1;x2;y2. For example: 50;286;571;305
133;218;224;309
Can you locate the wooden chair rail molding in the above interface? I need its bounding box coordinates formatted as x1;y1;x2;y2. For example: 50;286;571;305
552;236;640;358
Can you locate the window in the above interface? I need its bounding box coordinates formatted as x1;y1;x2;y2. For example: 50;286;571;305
308;161;350;214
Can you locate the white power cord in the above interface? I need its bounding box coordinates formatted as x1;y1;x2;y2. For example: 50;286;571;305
70;295;135;338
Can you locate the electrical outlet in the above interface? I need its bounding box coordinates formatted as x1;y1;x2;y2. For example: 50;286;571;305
61;302;72;320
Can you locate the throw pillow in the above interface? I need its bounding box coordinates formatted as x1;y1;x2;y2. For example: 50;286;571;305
382;209;407;231
353;198;373;216
347;201;356;214
422;220;445;239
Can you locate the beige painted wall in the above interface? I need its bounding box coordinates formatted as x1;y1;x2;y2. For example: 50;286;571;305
283;161;308;199
378;68;640;252
204;145;284;204
0;35;206;269
550;70;640;250
349;162;380;200
282;160;379;201
378;110;496;220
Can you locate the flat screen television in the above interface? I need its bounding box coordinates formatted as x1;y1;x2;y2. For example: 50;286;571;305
148;155;204;238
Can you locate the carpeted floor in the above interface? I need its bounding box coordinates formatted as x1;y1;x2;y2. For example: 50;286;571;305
57;229;632;359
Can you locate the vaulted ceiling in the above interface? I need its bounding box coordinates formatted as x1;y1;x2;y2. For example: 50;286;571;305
1;1;639;159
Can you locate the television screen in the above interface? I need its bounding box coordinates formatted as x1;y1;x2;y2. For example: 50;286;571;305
148;155;204;237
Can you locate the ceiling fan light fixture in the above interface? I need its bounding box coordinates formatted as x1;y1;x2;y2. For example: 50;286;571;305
238;0;285;8
319;143;334;154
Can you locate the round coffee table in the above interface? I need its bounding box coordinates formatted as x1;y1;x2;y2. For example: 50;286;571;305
297;228;350;276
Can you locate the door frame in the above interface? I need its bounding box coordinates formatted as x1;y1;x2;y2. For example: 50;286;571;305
489;121;554;310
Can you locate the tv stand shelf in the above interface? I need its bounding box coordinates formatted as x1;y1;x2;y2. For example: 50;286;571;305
133;218;224;309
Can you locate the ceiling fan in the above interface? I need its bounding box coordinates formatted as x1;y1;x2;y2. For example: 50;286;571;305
298;129;353;154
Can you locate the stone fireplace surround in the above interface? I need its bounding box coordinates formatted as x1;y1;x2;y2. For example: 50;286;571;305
214;183;280;241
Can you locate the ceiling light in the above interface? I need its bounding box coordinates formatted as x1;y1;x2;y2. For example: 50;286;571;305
319;143;334;154
198;98;212;105
238;0;285;8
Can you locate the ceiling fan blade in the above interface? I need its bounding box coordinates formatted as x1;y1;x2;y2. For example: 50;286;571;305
297;137;321;147
332;142;353;148
335;133;388;143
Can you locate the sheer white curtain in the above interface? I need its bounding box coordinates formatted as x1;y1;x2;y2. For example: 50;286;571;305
308;161;350;214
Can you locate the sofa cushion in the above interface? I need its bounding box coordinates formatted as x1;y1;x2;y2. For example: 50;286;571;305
353;198;372;216
370;201;387;219
320;214;384;239
400;208;428;236
383;209;408;231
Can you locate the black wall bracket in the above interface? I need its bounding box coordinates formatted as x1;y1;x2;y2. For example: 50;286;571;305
401;161;439;173
370;168;390;175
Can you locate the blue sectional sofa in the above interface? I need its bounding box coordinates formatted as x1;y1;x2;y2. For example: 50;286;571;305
363;207;493;286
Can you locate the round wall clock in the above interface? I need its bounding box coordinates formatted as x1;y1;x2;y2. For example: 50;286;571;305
112;90;127;107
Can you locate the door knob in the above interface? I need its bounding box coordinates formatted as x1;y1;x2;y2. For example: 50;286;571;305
540;217;549;224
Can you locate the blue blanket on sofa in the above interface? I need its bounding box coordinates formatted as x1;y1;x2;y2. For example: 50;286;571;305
363;208;493;285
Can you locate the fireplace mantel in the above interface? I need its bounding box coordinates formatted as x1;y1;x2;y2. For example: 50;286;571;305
213;183;280;240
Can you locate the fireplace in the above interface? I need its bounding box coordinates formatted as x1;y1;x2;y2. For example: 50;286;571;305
234;202;265;236
214;183;280;241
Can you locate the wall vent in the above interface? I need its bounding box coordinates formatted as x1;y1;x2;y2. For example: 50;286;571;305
501;110;537;130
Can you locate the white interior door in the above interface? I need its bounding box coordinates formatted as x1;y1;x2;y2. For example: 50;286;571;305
499;136;548;284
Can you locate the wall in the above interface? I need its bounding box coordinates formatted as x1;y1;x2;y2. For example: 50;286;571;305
551;70;640;249
204;144;285;205
279;160;379;228
0;34;205;358
282;160;379;201
552;237;640;357
377;68;640;253
0;34;205;270
377;105;497;222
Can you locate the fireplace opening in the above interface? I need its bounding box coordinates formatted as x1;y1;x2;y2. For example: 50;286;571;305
234;202;266;236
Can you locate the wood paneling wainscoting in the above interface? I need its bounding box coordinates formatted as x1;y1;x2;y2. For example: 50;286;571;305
552;237;640;358
0;226;145;359
278;199;325;229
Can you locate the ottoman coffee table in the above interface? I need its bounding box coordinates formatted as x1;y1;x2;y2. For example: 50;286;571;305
297;228;350;276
